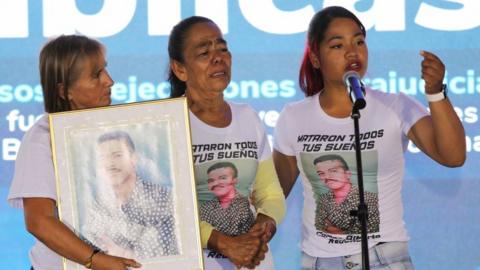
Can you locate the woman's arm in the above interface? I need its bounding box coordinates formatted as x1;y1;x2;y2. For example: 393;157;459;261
408;103;465;167
23;197;141;270
251;157;286;229
272;150;299;197
408;51;466;167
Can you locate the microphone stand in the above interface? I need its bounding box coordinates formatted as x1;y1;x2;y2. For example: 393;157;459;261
349;105;370;270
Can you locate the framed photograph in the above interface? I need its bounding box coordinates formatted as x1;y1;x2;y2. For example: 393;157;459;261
49;97;203;270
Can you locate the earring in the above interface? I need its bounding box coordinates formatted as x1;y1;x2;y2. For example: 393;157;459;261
311;56;320;68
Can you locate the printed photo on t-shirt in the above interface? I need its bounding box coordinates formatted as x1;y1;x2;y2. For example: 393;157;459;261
194;159;257;237
300;151;380;235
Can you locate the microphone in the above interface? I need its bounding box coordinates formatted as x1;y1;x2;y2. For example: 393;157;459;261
343;71;366;110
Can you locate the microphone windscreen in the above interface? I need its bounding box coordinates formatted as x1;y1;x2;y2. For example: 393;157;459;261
343;70;361;86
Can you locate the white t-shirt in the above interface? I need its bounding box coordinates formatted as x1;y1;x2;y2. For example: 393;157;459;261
7;115;63;269
190;102;275;270
274;89;428;257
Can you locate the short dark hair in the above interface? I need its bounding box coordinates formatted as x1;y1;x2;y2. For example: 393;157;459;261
167;16;215;98
207;162;238;178
39;35;104;113
97;130;136;153
299;6;366;96
313;154;349;171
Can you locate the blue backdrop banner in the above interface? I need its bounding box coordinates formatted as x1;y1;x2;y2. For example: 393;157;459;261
1;1;479;269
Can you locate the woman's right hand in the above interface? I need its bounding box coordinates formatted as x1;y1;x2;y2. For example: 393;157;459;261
208;229;265;269
92;252;141;270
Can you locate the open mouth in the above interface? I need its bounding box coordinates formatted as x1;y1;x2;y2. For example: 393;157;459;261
346;62;361;72
210;71;228;78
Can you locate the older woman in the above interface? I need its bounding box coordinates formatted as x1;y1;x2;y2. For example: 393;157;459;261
168;16;286;269
8;35;141;270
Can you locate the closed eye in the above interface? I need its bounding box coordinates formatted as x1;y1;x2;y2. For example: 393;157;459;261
94;70;103;78
93;62;107;79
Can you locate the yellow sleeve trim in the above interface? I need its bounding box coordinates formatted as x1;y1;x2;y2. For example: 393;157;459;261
252;157;286;225
200;221;214;249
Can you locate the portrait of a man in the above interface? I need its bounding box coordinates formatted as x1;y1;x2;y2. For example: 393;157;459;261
199;161;255;236
80;130;179;259
313;154;379;234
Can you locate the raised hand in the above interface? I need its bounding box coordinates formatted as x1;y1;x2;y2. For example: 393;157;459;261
420;50;445;94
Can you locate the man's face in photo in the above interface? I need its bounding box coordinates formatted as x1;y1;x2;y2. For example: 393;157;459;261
207;167;237;198
97;139;137;187
315;159;352;191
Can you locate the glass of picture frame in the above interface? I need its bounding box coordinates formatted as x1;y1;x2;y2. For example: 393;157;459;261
49;97;203;270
